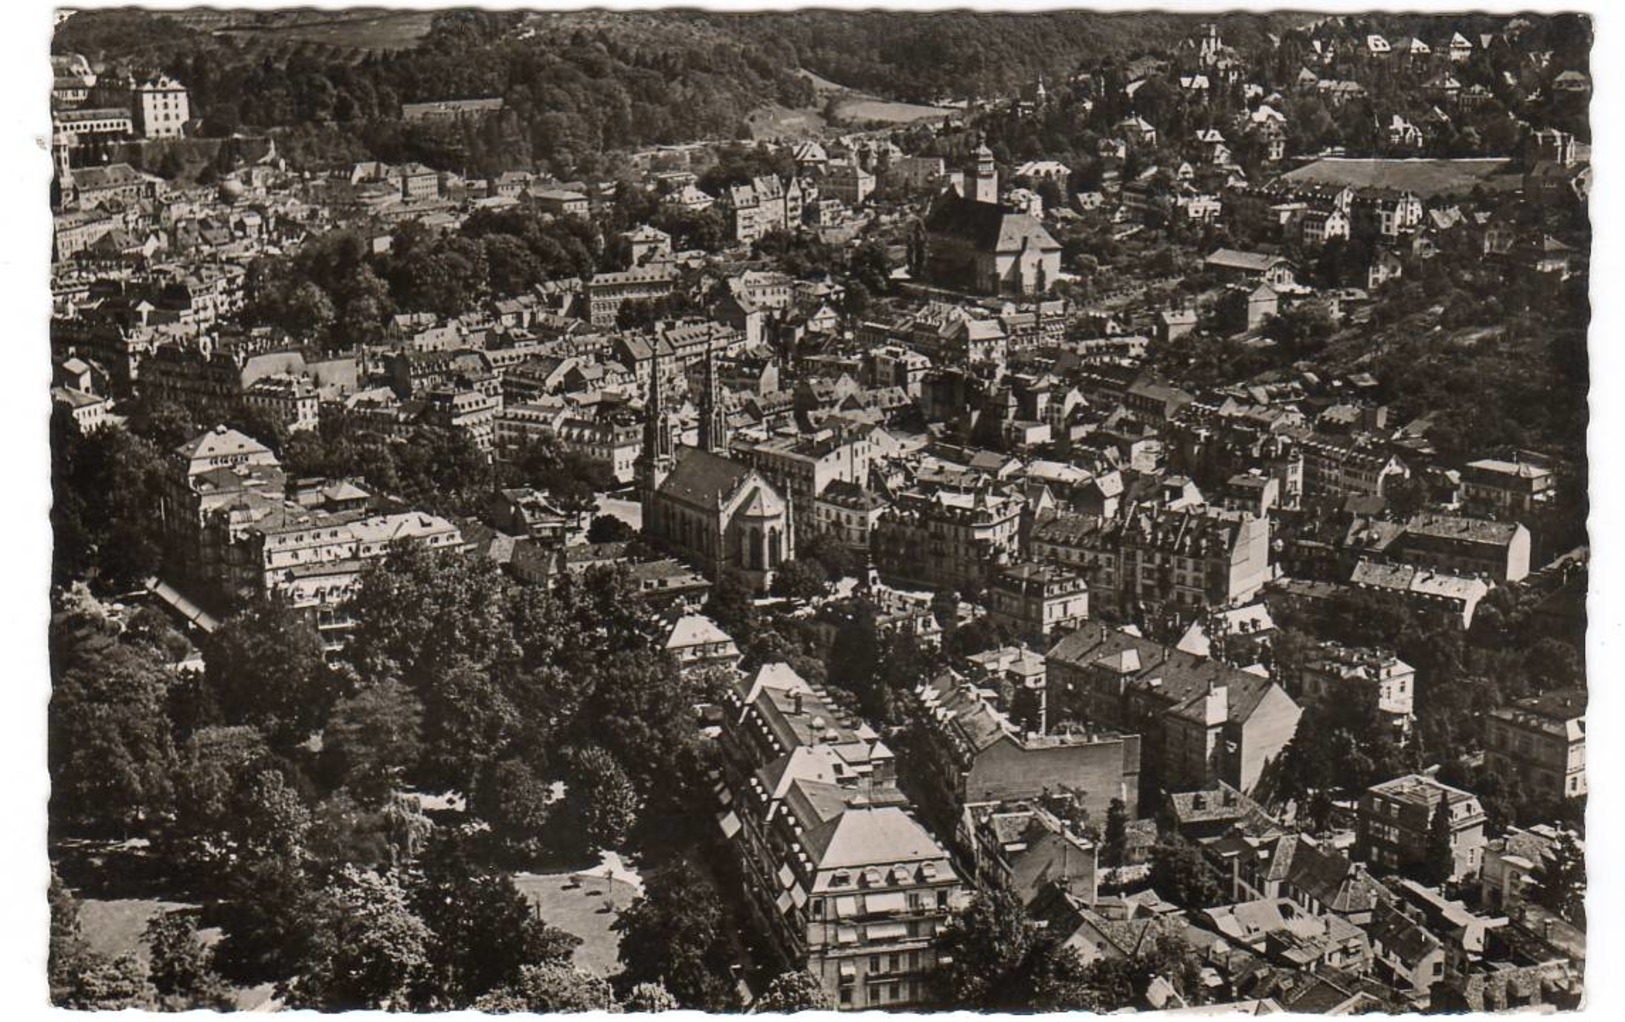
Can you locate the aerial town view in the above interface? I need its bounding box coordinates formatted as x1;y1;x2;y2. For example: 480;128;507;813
45;6;1589;1014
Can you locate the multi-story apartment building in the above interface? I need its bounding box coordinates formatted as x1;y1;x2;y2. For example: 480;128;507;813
1353;190;1425;237
1387;514;1531;583
394;163;441;201
1356;774;1487;880
1030;505;1271;622
493;401;567;451
159;426;287;597
1118;505;1271;619
822;162;877;207
583;265;676;327
52;210;116;261
1028;511;1124;612
1484;689;1586;802
384;348;496;401
732;431;874;538
720;175;806;244
959;801;1098;907
903;304;1009;367
717;663;966;1010
1348;560;1491;630
552;414;644;486
1297;642;1416;741
911;669;1139;830
133;73;189;138
1300;207;1352;248
242;373;320;432
871;486;1025;591
421;387;499;452
1046;622;1302;799
1294;432;1409;498
985;561;1090;644
241;505;463;644
1461;458;1555;517
813;480;888;554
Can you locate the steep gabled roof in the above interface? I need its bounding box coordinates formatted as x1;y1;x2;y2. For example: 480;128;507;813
656;447;759;512
923;192;1060;255
175;425;271;464
800;804;945;870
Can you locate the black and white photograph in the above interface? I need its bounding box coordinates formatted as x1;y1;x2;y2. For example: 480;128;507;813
39;4;1595;1014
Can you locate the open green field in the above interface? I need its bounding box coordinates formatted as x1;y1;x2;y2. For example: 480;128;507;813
76;897;193;963
834;96;955;126
512;871;638;978
745;104;829;140
75;896;276;1010
1280;156;1523;197
212;10;436;51
750;68;955;137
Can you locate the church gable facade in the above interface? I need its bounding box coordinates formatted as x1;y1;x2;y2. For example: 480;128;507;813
646;448;793;592
637;341;792;593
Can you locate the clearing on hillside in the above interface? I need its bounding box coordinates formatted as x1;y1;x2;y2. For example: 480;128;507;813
212;10;436;51
1280;157;1523;197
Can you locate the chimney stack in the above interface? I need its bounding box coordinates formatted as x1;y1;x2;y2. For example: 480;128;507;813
792;691;803;715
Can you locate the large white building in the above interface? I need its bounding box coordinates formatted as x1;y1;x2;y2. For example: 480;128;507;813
134;74;189;139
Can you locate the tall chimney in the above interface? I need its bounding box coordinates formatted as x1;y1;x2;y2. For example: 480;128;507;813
792;691;803;715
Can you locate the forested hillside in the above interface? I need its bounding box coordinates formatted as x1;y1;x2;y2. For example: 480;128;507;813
53;9;1588;177
705;11;1295;103
54;10;814;178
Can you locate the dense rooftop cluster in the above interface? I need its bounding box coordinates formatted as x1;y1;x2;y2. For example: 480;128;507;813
47;9;1587;1016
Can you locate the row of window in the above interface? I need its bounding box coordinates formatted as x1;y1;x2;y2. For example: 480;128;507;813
838;980;912;1006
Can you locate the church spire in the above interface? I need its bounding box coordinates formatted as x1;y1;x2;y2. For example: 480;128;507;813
637;343;674;503
699;338;726;454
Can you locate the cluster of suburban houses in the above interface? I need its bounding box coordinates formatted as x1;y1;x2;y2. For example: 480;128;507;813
50;17;1587;1013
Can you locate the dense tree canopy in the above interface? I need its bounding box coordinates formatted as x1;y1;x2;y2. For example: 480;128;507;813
50;407;167;593
49;607;178;838
614;859;740;1010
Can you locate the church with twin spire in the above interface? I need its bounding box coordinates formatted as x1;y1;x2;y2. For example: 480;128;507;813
638;340;794;593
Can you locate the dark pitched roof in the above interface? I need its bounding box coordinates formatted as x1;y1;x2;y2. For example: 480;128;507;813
1284;837;1383;914
1047;622;1285;726
656;447;758;512
923;192;1059;254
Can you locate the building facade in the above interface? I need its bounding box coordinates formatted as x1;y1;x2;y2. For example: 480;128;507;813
133;74;189;138
1356;774;1487;880
717;663;967;1010
1484;690;1586;802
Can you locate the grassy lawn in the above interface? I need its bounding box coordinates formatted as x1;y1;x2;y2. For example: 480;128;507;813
1280;156;1523;198
834;97;954;126
75;897;192;963
512;871;637;979
74;896;275;1010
